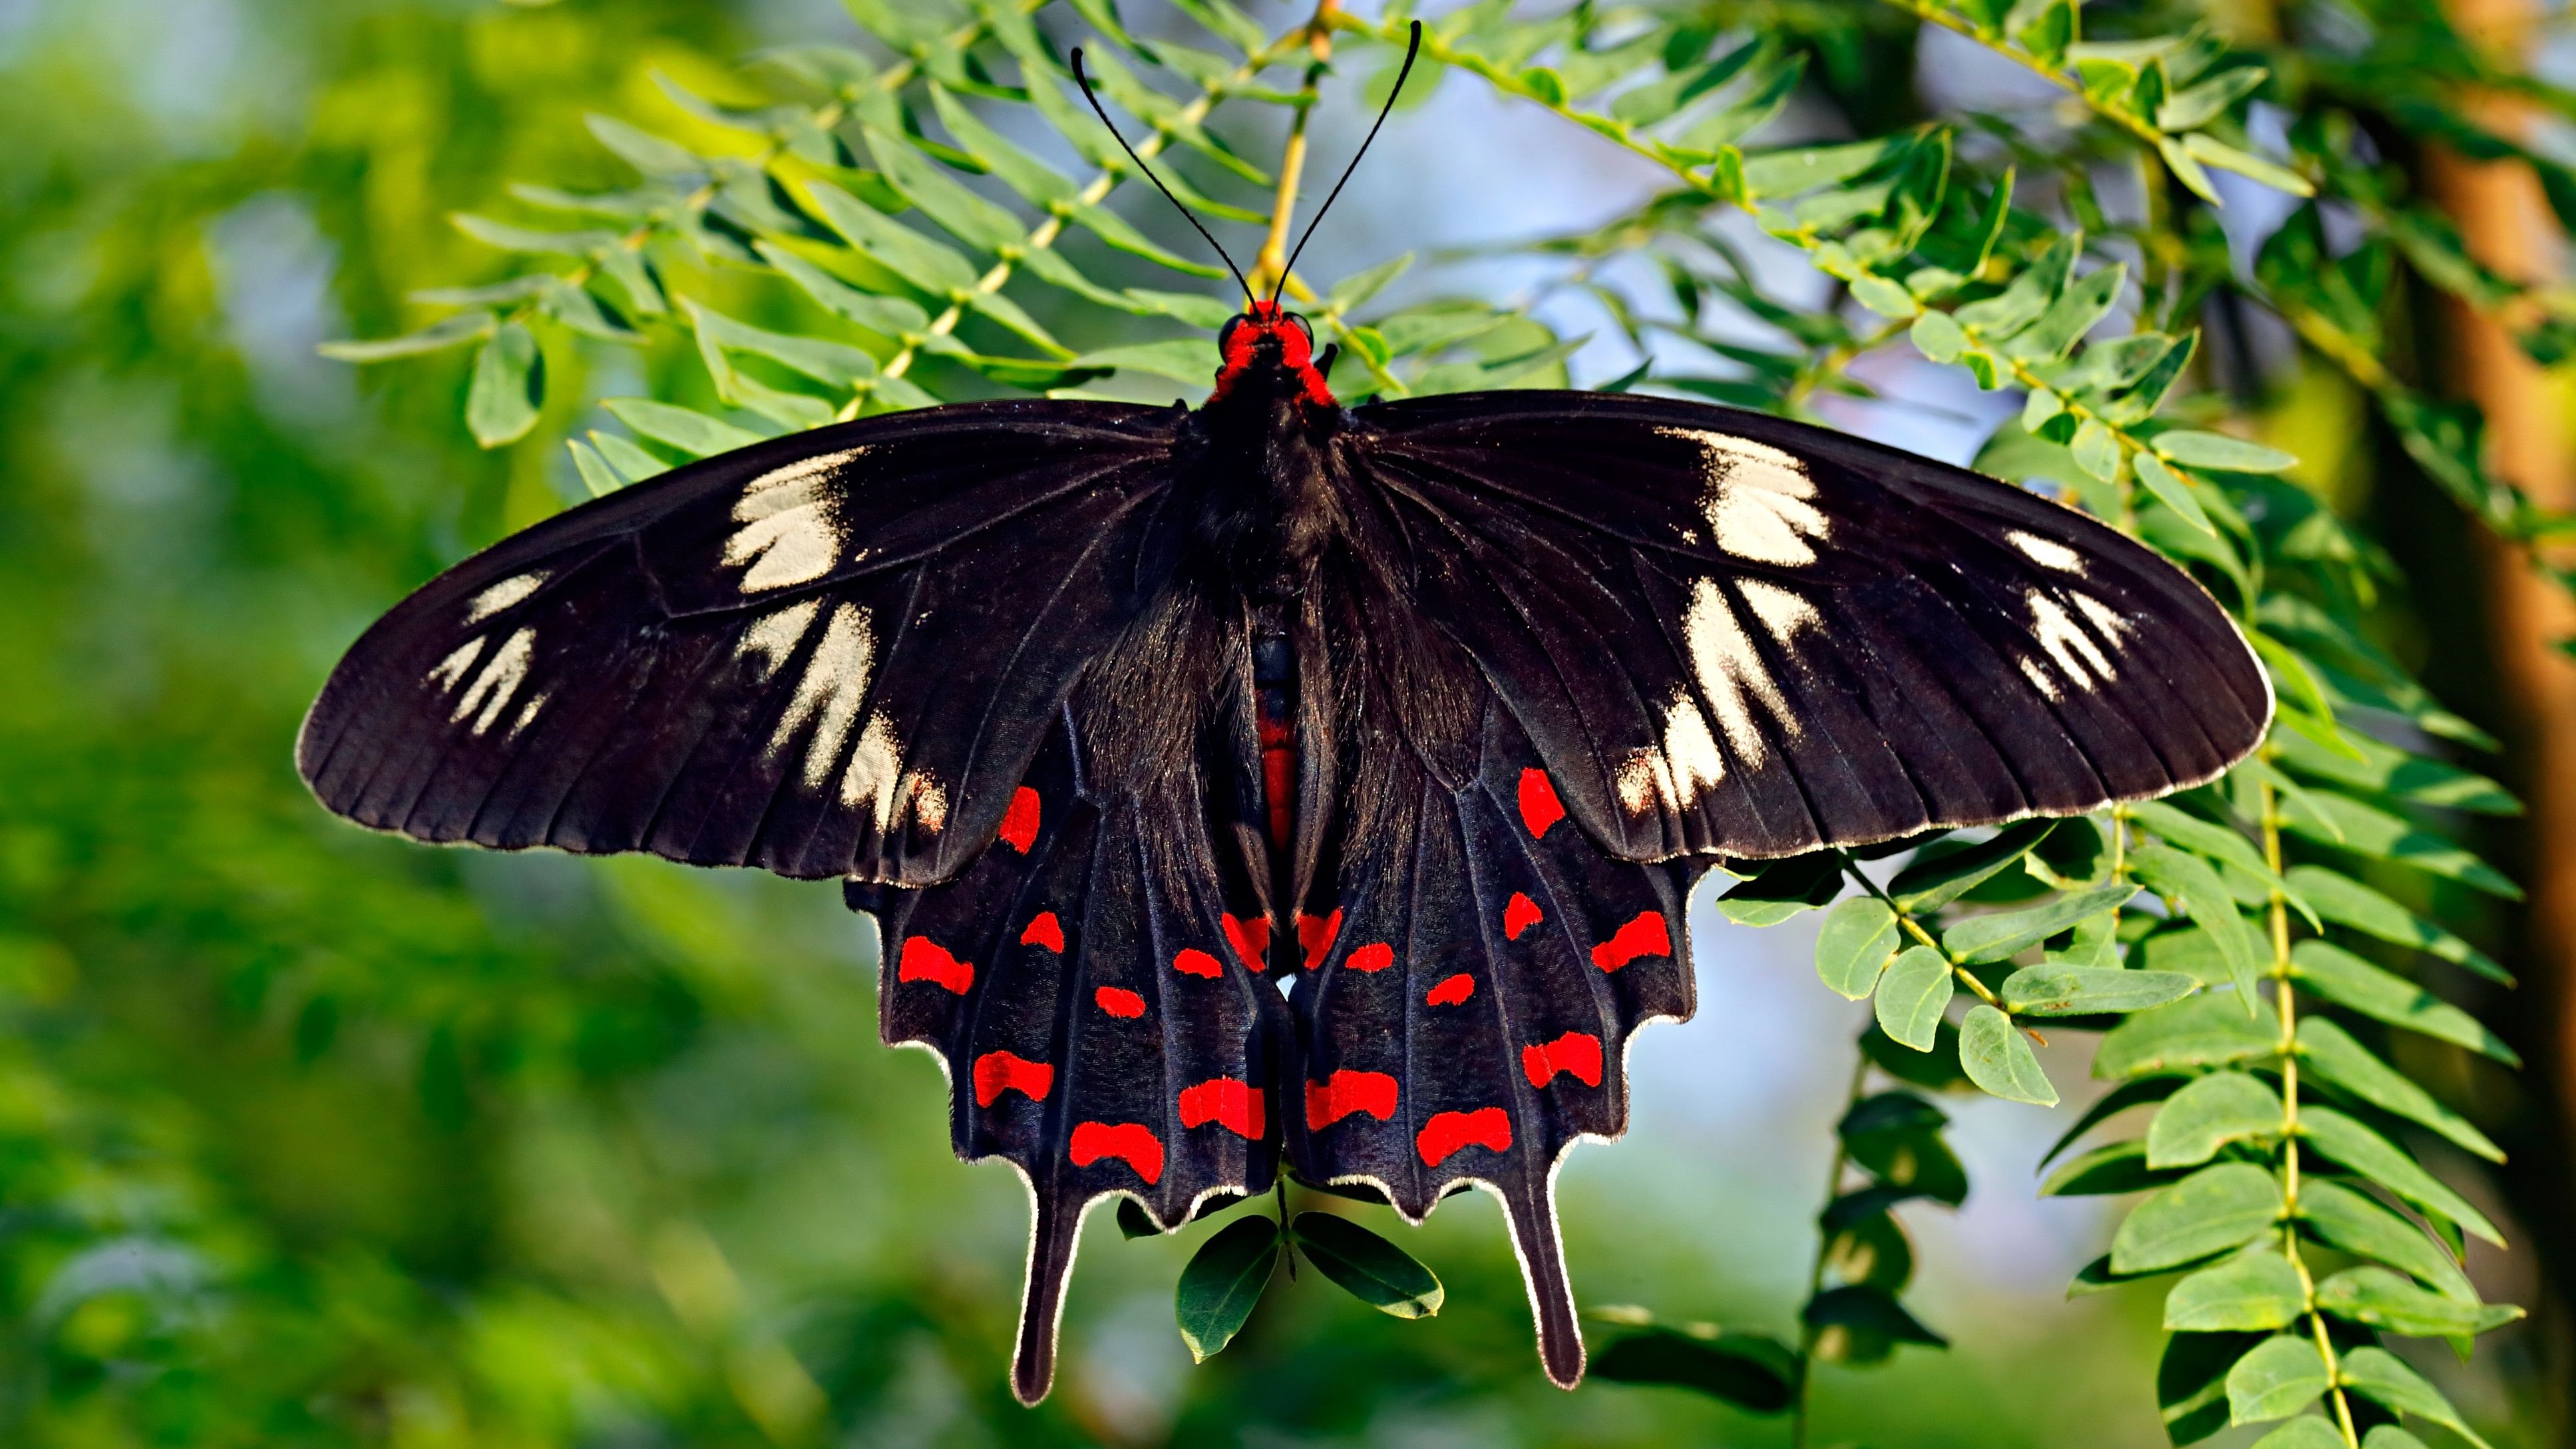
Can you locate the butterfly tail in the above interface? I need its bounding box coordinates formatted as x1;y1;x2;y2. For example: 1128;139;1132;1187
1011;1187;1085;1405
1497;1176;1587;1387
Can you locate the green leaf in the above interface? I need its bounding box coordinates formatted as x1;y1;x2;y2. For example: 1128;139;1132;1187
2298;1107;2504;1246
1942;883;2136;964
465;323;544;448
1803;1283;1944;1347
1873;947;1954;1051
799;178;980;295
2136;453;2219;535
1290;1213;1441;1319
2291;936;2513;1057
586;113;701;178
2180;132;2314;196
319;310;498;361
1073;339;1213;385
1589;1327;1799;1411
1910;309;1968;362
2268;728;2519;816
450;213;625;258
2042;1076;2184;1166
1889;820;2056;912
1815;897;1901;999
567;439;625;497
2314;1267;2520;1337
2162;1331;2267;1444
1839;1094;1967;1204
928;85;1077;206
2157;66;2268;131
1175;1215;1281;1361
1960;1005;2056;1105
1328;252;1415;314
587;430;666;483
756;241;934;337
1956;232;2078;337
2001;965;2196;1017
2295;1017;2501;1162
1859;1020;1972;1091
2225;1335;2332;1424
602;399;765;458
1738;138;1901;198
2249;1415;2350;1449
2044;1139;2187;1197
862;124;1027;254
2111;1162;2281;1273
1716;853;1843;925
2298;1179;2478;1301
2096;992;2280;1078
686;299;877;387
2338;1346;2495;1448
2165;1249;2307;1331
2146;1070;2284;1168
2363;1428;2436;1449
2154;429;2299;473
2006;261;2125;362
2281;869;2509;990
1825;1209;1915;1291
2129;843;2262;1006
2280;793;2521;899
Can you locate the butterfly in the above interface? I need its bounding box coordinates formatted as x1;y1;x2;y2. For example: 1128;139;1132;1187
295;23;2270;1405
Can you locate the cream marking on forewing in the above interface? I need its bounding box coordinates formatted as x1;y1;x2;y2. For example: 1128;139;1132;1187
1741;578;1821;644
911;773;949;834
1660;696;1726;803
463;570;548;624
454;627;537;736
2071;592;2135;644
506;692;549;742
769;602;874;783
1616;747;1675;817
726;448;863;592
2027;588;2116;688
2006;530;2086;574
739;597;823;680
1657;427;1829;566
1682;578;1795;763
427;638;484;693
2018;655;2064;702
841;711;904;819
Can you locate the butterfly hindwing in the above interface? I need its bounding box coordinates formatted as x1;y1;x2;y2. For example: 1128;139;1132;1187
298;402;1183;884
1287;688;1698;1386
1347;391;2272;863
854;703;1287;1405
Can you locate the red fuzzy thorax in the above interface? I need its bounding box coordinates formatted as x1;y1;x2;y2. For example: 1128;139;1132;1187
1211;300;1335;406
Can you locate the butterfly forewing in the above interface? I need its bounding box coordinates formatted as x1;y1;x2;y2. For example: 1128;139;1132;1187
297;402;1181;884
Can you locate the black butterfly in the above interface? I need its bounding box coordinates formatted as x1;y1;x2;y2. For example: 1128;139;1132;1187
297;26;2269;1405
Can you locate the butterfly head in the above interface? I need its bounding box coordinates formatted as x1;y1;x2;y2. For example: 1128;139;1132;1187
1212;300;1336;407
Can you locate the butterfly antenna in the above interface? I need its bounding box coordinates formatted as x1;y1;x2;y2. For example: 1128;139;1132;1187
1272;20;1423;307
1070;47;1256;309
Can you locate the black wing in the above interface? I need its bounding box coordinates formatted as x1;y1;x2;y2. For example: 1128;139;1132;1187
851;700;1286;1406
298;401;1183;884
1341;391;2273;863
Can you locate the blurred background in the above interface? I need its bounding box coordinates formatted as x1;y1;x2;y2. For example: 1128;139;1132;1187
0;0;2566;1445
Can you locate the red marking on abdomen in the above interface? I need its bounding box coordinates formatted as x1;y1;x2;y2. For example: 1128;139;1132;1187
1427;972;1476;1007
898;936;973;993
972;1050;1054;1106
1297;909;1342;970
1417;1106;1513;1166
1179;1078;1266;1139
1304;1070;1398;1130
998;786;1040;853
1346;942;1395;973
1260;717;1295;851
1505;892;1543;940
1069;1121;1164;1185
1522;1031;1604;1089
1020;911;1064;952
1173;947;1224;979
1095;985;1145;1018
1592;912;1672;972
1519;769;1565;838
1222;913;1270;972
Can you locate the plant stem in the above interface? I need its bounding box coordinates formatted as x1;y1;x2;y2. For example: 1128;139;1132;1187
1844;858;2010;1014
1789;1047;1873;1449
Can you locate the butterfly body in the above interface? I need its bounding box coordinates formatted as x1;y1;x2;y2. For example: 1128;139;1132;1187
299;304;2268;1403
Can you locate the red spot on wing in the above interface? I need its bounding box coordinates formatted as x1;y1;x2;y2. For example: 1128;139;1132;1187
1172;947;1224;979
1416;1107;1513;1166
1095;986;1145;1019
1592;912;1672;972
1345;942;1395;974
1178;1078;1266;1139
1221;913;1271;972
1426;973;1476;1007
1019;911;1064;952
1504;892;1543;940
1518;769;1565;838
1304;1070;1399;1130
898;936;973;993
1069;1121;1164;1185
1521;1032;1605;1089
998;786;1041;853
972;1050;1055;1106
1296;909;1343;970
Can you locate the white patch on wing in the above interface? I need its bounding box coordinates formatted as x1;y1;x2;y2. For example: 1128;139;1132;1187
1660;696;1726;801
2018;655;2064;701
507;692;549;741
1740;578;1820;644
739;598;823;680
841;711;904;819
910;773;948;834
427;638;484;693
1658;427;1829;566
770;602;875;785
2027;588;2115;688
1615;749;1673;816
2006;530;2086;574
1682;578;1797;765
727;448;864;592
464;570;548;624
453;627;536;736
2071;592;2135;645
